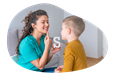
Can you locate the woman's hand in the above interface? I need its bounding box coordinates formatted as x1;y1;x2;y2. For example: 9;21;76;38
44;32;52;50
50;44;61;54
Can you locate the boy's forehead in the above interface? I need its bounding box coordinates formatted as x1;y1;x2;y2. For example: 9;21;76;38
62;22;65;27
62;22;68;28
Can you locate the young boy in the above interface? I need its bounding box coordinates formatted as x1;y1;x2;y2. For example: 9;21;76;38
54;16;87;73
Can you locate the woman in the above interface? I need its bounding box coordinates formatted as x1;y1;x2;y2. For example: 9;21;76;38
16;9;60;72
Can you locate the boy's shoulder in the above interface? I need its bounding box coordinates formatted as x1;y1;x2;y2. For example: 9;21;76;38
65;45;74;53
64;39;84;53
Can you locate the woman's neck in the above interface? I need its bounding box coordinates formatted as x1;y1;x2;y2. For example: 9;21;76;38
31;30;42;41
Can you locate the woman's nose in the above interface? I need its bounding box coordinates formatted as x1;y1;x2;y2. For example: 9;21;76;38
45;22;49;26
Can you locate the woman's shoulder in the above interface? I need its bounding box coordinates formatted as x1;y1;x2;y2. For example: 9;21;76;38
20;34;45;46
20;35;34;46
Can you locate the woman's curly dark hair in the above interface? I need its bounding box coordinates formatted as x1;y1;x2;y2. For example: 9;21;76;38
16;9;48;55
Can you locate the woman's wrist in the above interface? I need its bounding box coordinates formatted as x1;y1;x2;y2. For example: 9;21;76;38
45;46;50;51
50;51;53;56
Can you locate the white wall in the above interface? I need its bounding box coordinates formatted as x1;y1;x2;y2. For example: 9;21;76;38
80;20;98;58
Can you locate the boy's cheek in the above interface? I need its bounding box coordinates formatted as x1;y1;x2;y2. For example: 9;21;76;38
62;36;66;40
61;36;64;40
61;31;66;40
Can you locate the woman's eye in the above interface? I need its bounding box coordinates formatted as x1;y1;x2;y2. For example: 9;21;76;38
47;22;49;23
42;22;45;24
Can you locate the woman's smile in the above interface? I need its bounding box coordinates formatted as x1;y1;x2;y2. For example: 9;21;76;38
44;27;48;31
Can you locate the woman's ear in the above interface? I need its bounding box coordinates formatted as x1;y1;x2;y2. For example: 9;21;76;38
31;23;35;29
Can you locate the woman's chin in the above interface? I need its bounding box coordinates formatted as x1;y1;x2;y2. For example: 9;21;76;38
43;30;48;33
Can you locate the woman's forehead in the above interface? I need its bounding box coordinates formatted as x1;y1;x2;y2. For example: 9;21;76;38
38;15;48;20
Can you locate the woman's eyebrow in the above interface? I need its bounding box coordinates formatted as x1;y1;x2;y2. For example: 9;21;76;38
41;20;49;21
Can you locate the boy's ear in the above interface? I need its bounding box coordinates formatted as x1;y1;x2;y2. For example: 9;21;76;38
67;28;71;34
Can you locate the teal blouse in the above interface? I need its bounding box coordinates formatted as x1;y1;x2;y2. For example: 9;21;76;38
17;34;50;71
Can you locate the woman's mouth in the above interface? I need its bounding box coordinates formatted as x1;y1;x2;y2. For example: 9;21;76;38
44;27;48;30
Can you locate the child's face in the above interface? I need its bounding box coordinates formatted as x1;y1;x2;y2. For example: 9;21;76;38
61;23;68;40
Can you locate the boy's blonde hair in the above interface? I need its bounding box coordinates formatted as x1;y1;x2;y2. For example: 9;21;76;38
63;16;85;37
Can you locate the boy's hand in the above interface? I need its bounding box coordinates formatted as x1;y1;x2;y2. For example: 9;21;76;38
57;65;63;71
54;68;60;73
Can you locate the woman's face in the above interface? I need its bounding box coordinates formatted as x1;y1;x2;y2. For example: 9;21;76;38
34;15;49;33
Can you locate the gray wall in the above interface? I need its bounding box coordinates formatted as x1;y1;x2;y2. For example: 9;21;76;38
102;32;108;57
8;3;64;42
98;29;103;58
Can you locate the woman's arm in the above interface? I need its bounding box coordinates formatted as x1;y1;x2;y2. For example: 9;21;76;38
30;46;50;69
31;32;52;70
46;45;61;64
46;51;53;64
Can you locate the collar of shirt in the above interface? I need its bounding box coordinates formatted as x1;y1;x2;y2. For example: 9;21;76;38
65;39;78;45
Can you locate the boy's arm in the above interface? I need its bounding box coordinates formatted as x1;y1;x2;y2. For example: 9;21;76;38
59;47;75;73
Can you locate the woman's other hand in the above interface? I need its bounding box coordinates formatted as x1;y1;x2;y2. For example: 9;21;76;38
50;44;61;54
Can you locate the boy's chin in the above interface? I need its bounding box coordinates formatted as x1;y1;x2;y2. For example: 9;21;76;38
62;37;66;40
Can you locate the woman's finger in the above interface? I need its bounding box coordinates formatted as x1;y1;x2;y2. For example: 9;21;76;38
47;32;49;38
45;36;47;41
52;45;54;48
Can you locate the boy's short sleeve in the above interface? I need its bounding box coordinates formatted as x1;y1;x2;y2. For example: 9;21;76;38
20;43;40;62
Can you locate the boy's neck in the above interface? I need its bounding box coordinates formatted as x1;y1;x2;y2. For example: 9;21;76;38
67;36;79;43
